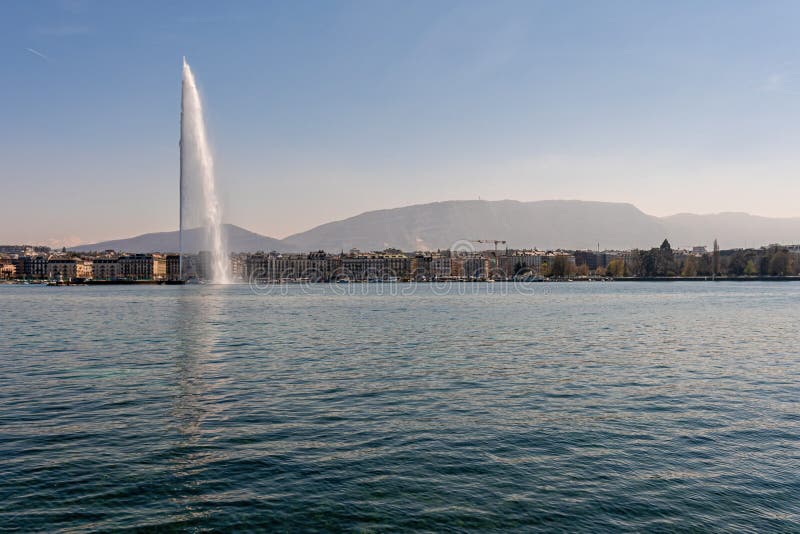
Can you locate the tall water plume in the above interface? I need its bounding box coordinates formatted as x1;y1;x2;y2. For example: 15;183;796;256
180;57;230;283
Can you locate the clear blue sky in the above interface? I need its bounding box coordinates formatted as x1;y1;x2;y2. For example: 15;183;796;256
3;0;800;246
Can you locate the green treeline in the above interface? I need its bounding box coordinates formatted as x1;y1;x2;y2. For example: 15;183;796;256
603;240;798;278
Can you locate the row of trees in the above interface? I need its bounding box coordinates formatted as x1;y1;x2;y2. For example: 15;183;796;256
722;247;795;276
511;256;589;278
598;240;799;278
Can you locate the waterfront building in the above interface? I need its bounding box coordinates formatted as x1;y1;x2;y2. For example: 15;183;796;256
9;255;48;280
166;254;181;281
47;258;93;281
410;254;432;281
449;256;464;278
0;262;16;280
273;253;306;280
430;255;452;279
305;251;340;282
381;252;412;280
341;251;409;281
179;253;199;280
591;250;624;269
230;253;248;282
8;257;21;278
245;252;273;282
573;250;600;270
245;251;343;282
499;250;547;276
243;251;414;282
118;254;166;280
246;252;296;281
92;257;120;280
462;255;489;280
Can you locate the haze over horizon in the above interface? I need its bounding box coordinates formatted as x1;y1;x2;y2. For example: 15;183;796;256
5;1;800;246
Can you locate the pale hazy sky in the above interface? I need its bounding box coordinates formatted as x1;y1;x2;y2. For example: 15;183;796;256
4;1;800;246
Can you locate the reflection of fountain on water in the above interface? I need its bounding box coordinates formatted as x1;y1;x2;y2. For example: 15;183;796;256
180;57;230;284
172;293;209;437
171;288;231;435
166;290;229;519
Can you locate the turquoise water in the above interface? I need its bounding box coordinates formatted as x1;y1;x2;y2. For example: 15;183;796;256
1;283;799;531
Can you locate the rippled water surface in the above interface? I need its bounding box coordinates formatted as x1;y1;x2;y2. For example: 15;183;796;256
1;283;799;531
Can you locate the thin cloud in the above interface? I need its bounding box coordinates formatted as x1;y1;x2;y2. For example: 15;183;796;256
25;48;50;61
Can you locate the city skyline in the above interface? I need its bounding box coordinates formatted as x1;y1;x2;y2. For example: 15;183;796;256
6;1;800;246
4;239;798;283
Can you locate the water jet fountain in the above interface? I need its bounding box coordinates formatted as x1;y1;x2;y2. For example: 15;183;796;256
179;57;230;283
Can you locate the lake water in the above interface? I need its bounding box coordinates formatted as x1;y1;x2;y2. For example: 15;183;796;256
1;282;799;531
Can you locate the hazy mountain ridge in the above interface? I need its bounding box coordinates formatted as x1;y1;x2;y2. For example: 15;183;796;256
660;212;800;248
70;225;289;253
282;200;666;251
70;200;800;252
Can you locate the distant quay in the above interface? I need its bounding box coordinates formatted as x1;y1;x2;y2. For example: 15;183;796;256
616;276;800;282
46;279;186;286
3;238;800;284
87;279;186;285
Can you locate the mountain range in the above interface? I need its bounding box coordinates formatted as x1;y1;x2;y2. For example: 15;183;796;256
70;200;800;253
70;225;285;254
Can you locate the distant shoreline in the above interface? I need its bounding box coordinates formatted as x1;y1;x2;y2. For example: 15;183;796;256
5;277;800;286
614;276;800;282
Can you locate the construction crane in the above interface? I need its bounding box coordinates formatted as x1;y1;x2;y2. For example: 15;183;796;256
470;239;507;253
465;239;507;276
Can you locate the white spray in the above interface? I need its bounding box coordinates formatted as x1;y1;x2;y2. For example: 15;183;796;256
180;57;230;283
